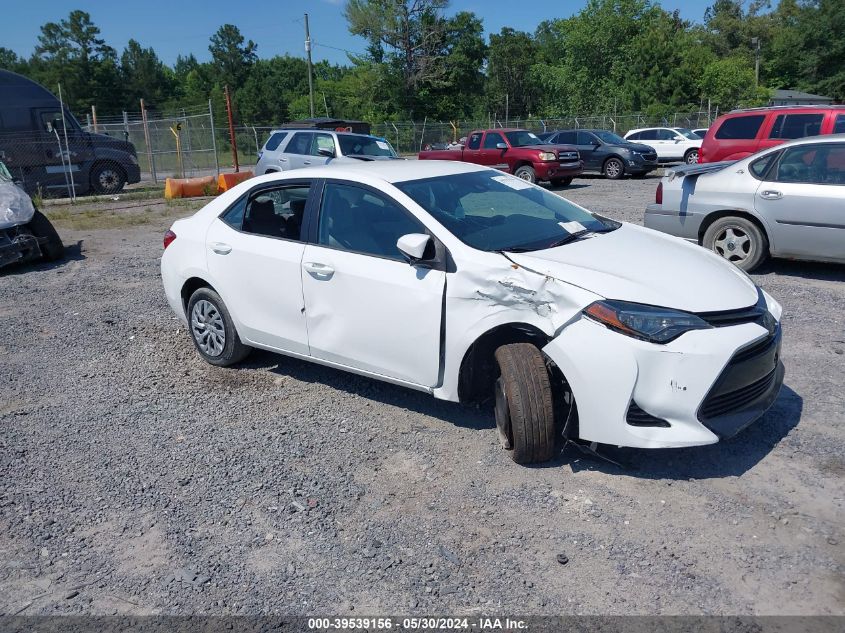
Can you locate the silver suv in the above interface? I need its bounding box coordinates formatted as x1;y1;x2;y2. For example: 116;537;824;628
254;129;399;174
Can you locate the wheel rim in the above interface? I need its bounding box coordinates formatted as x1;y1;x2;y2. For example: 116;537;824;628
494;377;513;450
605;161;621;177
191;299;226;356
713;226;752;264
516;169;533;181
686;151;699;164
98;168;120;190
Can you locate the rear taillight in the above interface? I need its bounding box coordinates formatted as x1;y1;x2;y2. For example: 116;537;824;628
163;230;176;250
655;181;663;204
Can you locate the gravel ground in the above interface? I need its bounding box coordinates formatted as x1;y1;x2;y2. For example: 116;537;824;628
1;174;843;616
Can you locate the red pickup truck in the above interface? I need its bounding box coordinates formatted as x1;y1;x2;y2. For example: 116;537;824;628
418;128;583;186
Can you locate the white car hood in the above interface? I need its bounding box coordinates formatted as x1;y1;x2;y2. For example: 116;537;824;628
506;223;758;313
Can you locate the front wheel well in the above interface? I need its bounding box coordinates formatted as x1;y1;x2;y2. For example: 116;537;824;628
458;323;552;405
180;277;216;314
698;210;769;245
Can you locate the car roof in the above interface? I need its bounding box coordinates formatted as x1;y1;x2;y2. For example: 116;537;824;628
267;128;378;138
253;159;490;184
774;133;845;148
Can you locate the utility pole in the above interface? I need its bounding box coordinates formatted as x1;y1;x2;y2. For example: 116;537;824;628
304;13;315;118
224;85;239;173
752;37;761;90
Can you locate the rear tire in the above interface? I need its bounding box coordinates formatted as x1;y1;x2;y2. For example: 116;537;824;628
514;165;537;183
91;163;127;195
702;215;769;272
684;148;699;164
603;157;624;180
494;343;557;464
187;287;251;367
28;209;64;261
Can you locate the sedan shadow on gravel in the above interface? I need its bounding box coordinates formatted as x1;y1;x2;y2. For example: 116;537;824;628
239;349;802;479
242;349;495;431
566;384;803;480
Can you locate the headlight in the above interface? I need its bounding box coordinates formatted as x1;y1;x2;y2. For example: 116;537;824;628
583;300;712;343
538;151;556;161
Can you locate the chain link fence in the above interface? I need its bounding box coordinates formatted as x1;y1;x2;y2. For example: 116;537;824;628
86;107;717;177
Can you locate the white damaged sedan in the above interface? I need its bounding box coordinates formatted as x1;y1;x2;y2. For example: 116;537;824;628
161;161;784;464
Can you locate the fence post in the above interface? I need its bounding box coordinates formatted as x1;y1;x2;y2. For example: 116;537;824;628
122;111;129;143
140;99;157;184
252;126;260;159
209;99;220;177
91;105;98;133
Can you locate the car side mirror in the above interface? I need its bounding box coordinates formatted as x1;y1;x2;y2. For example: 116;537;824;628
397;233;433;264
496;142;508;150
317;147;335;158
591;140;600;146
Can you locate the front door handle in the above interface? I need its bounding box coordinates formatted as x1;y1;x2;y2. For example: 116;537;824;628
211;242;232;255
303;261;334;278
303;160;312;165
760;190;783;200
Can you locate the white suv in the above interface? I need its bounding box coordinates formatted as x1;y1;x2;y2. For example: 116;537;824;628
161;161;783;465
624;127;702;164
254;129;399;175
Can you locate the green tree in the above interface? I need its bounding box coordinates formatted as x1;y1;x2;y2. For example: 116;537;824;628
700;56;768;110
487;28;538;119
209;24;257;90
29;10;123;113
121;39;173;108
344;0;450;117
0;47;25;73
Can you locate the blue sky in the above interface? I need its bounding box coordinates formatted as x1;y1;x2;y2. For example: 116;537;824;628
5;0;710;66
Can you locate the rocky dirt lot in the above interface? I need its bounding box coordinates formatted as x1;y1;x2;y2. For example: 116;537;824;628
1;175;843;616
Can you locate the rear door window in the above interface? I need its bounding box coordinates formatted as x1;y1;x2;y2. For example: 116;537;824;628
557;131;576;144
576;131;595;145
627;131;642;140
833;114;845;135
310;133;335;156
264;132;288;151
715;115;765;140
466;133;482;150
769;113;825;139
287;132;312;155
749;152;778;180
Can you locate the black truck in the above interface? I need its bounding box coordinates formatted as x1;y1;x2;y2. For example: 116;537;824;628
0;69;140;196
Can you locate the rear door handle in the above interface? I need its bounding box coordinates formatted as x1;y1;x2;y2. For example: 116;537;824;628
760;190;783;200
303;261;334;278
303;160;312;165
211;242;232;255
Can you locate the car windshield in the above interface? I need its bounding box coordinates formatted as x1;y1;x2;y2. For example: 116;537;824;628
337;135;397;157
594;130;626;144
504;130;542;147
674;128;701;139
394;170;618;252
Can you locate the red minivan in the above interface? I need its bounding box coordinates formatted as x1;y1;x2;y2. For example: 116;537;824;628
699;105;845;163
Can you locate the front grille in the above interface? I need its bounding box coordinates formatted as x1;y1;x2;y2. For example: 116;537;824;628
732;332;779;363
699;303;767;327
700;367;778;419
559;151;579;161
642;152;657;161
626;401;670;427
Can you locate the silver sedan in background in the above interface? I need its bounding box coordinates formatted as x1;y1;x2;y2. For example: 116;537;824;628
645;134;845;271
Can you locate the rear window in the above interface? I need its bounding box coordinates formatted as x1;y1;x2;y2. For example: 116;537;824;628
264;132;288;151
768;113;824;139
834;114;845;135
715;115;765;140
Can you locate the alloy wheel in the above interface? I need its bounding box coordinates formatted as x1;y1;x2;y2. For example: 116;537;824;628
191;299;226;356
713;227;751;264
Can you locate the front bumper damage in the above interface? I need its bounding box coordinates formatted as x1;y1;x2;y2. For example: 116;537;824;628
0;225;46;268
543;313;784;449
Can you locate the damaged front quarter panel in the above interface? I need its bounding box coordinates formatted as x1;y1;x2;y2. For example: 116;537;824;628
433;251;599;402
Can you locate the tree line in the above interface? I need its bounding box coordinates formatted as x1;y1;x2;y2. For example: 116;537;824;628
0;0;841;126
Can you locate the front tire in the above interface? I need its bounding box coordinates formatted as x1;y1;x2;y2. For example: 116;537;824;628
91;163;127;195
603;157;624;180
187;287;251;366
28;210;64;261
514;165;537;183
494;343;557;464
702;216;769;272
